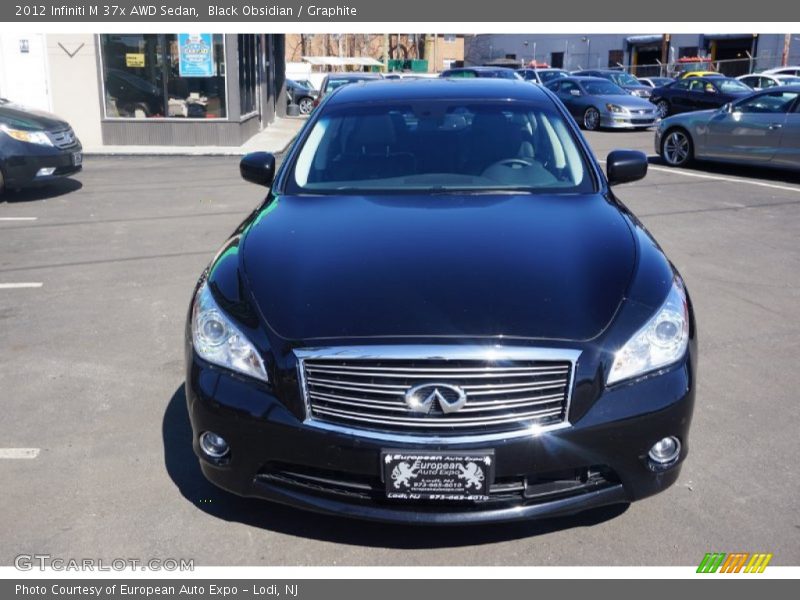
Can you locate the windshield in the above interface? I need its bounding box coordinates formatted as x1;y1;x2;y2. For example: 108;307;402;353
325;77;373;92
582;81;627;96
716;79;752;93
539;70;567;84
608;72;639;87
289;102;594;194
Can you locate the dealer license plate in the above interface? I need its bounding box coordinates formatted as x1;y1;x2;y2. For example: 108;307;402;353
381;450;494;501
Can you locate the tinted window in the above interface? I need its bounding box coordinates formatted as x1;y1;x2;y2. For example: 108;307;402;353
672;80;690;90
290;102;594;194
539;70;567;84
715;79;752;93
607;72;639;87
582;81;627;96
734;91;800;114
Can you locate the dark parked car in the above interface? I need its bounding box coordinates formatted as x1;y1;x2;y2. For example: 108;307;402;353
572;69;653;98
186;79;696;525
547;76;659;130
440;66;522;79
0;99;82;194
651;76;753;118
516;68;570;85
285;79;318;115
315;72;383;107
656;86;800;170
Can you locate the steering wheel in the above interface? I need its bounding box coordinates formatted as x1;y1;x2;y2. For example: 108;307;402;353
483;158;535;172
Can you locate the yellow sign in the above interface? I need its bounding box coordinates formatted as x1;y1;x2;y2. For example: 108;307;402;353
125;53;145;68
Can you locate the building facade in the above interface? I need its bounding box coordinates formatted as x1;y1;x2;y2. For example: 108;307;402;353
465;33;800;77
0;33;286;148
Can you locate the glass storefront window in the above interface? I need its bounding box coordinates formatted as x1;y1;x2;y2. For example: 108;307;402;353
100;34;227;119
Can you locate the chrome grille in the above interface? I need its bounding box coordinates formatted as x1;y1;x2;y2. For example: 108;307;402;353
296;346;578;438
48;128;78;149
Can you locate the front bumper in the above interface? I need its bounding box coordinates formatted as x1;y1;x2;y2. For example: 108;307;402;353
600;113;660;129
185;352;695;525
1;141;82;188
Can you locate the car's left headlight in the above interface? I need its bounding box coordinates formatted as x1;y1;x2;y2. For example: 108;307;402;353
607;278;690;385
191;281;268;382
0;124;53;146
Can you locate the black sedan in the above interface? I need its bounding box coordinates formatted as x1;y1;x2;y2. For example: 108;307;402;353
285;79;318;115
185;79;696;525
651;76;753;118
0;99;82;194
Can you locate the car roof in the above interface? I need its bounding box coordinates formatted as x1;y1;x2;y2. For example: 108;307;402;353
323;72;383;80
561;76;611;83
324;78;553;106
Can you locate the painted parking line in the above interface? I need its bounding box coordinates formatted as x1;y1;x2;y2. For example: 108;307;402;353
0;217;37;221
647;165;800;194
0;448;40;459
598;157;800;194
0;283;43;289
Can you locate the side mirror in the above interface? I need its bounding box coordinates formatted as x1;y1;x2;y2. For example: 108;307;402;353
240;152;276;187
606;149;648;186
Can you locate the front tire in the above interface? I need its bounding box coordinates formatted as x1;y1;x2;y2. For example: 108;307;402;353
298;97;314;115
661;128;694;167
656;99;670;119
582;107;601;131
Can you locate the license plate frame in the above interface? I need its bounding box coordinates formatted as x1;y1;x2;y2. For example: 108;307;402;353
72;152;82;166
381;450;494;501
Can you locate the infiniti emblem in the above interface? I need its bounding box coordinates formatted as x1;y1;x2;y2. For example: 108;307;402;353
404;383;467;414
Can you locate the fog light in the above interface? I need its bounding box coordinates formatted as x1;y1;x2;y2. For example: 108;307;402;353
648;436;681;465
36;167;56;177
199;431;230;458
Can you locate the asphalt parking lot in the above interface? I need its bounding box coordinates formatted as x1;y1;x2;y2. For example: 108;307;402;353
1;128;799;566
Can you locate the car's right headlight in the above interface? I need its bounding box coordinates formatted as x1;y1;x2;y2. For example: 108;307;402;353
607;278;690;385
191;281;268;382
606;103;628;113
0;124;53;146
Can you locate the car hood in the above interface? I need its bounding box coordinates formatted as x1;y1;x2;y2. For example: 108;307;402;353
0;103;69;131
241;193;636;342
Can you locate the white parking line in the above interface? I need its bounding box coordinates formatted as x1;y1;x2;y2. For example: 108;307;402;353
0;217;37;221
647;165;800;194
0;283;43;289
0;448;40;459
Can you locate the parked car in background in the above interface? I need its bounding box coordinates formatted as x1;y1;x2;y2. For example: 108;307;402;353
315;72;384;106
548;76;659;130
292;79;316;91
286;79;318;115
440;66;522;79
655;86;800;170
572;69;653;98
677;70;723;80
188;78;696;524
0;98;82;195
638;77;674;88
516;68;570;85
651;76;753;118
737;73;800;90
763;66;800;77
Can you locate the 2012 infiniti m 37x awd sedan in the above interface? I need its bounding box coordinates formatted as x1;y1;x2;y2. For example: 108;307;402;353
185;79;697;525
